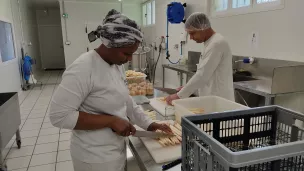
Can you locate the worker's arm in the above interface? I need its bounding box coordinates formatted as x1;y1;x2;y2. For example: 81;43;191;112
126;95;154;130
49;62;135;136
177;45;223;98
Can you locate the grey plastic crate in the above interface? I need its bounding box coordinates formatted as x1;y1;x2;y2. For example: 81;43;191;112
181;106;304;171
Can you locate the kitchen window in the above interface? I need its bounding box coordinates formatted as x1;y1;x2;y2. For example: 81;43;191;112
142;0;156;26
211;0;284;17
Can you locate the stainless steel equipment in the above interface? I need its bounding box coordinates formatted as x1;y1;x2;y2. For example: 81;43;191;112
130;46;151;72
0;92;22;171
187;51;201;72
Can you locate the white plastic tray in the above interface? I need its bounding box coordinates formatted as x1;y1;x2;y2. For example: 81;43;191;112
173;96;249;124
150;98;175;117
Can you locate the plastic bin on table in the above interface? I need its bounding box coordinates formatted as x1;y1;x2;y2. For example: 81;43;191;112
173;96;249;124
181;106;304;171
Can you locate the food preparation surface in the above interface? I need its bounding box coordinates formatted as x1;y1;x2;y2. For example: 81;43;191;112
149;98;175;117
140;137;181;164
129;90;181;171
135;121;181;164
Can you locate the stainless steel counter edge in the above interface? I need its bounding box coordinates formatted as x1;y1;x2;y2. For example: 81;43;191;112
234;81;275;97
128;89;171;171
163;64;274;97
129;137;163;171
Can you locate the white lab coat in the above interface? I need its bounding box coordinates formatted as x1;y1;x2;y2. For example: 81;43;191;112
177;33;235;101
49;50;153;171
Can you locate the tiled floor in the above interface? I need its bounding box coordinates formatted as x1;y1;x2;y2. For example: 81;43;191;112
2;71;140;171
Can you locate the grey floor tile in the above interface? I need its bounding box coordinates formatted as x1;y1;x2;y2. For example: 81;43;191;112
22;123;42;131
56;161;74;171
34;142;58;154
59;133;71;142
37;134;59;144
39;128;59;136
30;152;57;167
20;130;40;138
28;163;55;171
24;118;44;125
41;122;54;129
5;156;31;170
57;150;72;162
13;137;37;147
58;141;70;151
7;146;34;159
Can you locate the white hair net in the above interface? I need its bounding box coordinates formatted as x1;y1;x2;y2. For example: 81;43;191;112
99;9;144;48
185;12;211;31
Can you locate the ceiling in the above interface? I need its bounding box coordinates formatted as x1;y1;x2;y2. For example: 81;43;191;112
30;0;144;8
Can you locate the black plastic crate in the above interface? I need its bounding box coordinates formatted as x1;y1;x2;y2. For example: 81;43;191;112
181;106;304;171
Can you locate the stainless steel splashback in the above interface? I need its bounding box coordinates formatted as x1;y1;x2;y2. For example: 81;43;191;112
233;56;304;94
188;51;201;65
272;65;304;94
188;51;201;71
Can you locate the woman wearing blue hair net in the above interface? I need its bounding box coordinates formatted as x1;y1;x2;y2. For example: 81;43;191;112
49;9;171;171
166;12;235;105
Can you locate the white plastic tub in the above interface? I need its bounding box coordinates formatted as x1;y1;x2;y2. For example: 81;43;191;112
173;96;249;124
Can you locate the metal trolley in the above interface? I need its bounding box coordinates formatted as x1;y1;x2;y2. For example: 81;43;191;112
181;106;304;171
0;93;22;171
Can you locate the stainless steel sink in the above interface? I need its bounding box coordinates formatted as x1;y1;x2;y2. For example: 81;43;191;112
233;74;257;82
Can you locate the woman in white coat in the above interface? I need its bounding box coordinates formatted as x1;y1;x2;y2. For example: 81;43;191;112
49;9;171;171
166;12;235;105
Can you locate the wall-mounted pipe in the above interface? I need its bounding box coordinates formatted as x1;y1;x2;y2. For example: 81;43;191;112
166;19;170;59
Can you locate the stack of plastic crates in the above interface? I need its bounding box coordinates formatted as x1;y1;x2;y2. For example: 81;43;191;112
181;106;304;171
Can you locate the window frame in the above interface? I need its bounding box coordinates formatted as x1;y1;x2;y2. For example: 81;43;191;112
211;0;285;18
142;0;156;27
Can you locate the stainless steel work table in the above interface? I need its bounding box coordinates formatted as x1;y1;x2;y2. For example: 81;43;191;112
233;79;276;105
162;64;276;105
128;89;176;171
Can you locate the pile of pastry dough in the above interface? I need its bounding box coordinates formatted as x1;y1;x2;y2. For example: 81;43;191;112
126;70;145;77
126;70;147;85
129;82;153;96
156;122;182;147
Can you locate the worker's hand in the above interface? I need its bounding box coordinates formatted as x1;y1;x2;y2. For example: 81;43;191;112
176;86;183;92
147;122;172;134
110;116;136;137
165;94;180;106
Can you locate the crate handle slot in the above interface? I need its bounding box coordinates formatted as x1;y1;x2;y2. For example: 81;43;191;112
194;140;213;171
194;140;210;156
